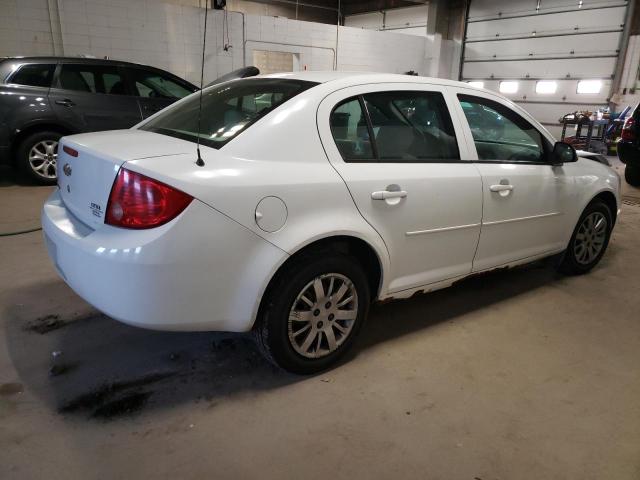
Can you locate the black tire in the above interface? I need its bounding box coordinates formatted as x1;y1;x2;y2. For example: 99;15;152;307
254;253;370;374
16;131;62;185
558;200;613;275
625;164;640;187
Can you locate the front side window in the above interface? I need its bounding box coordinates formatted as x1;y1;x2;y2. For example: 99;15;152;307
58;64;127;95
128;68;195;99
458;94;547;163
9;64;55;88
140;78;317;149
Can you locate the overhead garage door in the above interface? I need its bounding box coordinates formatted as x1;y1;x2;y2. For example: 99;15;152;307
461;0;630;137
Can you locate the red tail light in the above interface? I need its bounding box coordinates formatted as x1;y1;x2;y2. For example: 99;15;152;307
105;168;193;229
621;116;635;141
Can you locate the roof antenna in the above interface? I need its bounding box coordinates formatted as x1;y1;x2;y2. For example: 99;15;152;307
195;1;209;167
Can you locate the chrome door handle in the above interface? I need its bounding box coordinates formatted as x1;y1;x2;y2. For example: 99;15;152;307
55;99;75;107
371;190;408;200
489;184;514;192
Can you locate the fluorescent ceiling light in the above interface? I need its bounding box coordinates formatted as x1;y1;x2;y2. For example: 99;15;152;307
577;79;602;94
467;81;484;88
499;81;518;94
536;80;557;94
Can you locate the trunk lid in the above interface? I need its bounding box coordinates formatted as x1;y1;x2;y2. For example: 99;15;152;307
57;130;193;228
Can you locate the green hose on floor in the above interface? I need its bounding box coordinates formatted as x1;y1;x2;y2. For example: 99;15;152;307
0;227;42;237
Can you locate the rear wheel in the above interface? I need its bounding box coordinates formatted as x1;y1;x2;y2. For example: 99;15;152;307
625;164;640;187
17;131;62;185
254;253;370;374
558;200;612;275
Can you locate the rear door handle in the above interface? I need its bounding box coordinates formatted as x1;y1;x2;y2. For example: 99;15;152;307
489;184;514;192
55;99;75;107
371;190;408;200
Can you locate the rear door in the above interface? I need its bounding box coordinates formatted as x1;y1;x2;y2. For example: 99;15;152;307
49;63;142;132
123;66;196;119
318;83;483;294
453;90;575;271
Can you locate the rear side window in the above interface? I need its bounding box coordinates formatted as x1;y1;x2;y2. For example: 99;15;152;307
140;78;317;149
58;64;128;95
9;64;55;87
128;68;195;99
330;91;460;163
458;94;547;163
363;91;459;162
330;98;374;162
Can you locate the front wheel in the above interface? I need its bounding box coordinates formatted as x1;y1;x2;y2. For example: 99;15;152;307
254;253;370;374
558;200;613;275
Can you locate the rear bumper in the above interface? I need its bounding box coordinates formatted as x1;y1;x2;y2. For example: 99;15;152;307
42;189;287;332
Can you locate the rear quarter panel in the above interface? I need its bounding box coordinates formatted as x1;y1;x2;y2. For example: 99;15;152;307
126;90;391;295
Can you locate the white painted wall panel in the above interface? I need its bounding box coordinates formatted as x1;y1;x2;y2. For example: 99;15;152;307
344;5;428;36
344;12;384;30
384;6;428;29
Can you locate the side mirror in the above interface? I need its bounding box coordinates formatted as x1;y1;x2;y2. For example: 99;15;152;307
551;141;577;165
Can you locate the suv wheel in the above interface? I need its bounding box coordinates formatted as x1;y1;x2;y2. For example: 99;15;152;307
558;200;612;275
625;164;640;187
254;253;370;374
17;131;62;185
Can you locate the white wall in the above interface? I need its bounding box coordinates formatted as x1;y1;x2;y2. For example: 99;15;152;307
0;0;430;85
345;5;429;36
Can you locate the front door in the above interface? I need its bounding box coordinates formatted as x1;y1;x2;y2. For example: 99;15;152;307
454;91;575;271
318;84;483;294
50;63;142;132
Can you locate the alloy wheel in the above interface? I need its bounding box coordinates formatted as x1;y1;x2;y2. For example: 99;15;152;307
288;273;358;359
574;211;607;265
29;140;58;180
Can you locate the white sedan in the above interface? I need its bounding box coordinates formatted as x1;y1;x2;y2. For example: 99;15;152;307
42;72;621;373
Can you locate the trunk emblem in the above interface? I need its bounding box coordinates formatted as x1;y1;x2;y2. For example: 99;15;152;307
63;163;72;176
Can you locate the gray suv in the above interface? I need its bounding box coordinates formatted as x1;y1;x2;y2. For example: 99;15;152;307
0;57;197;184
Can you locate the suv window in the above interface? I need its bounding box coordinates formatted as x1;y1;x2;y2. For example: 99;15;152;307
9;64;55;87
458;94;547;163
140;78;317;149
128;68;194;99
58;64;128;95
330;98;374;162
363;91;459;162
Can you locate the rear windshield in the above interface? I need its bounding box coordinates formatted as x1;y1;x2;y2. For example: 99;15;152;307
139;78;318;149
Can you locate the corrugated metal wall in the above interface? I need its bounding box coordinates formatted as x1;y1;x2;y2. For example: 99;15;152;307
461;0;630;137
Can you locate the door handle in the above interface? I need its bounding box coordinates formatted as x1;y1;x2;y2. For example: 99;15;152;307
371;190;408;200
489;184;514;192
55;99;75;107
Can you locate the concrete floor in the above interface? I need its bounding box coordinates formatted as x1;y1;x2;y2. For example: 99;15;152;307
1;161;639;480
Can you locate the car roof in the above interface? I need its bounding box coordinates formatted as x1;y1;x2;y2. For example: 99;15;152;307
260;70;474;89
0;56;159;69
